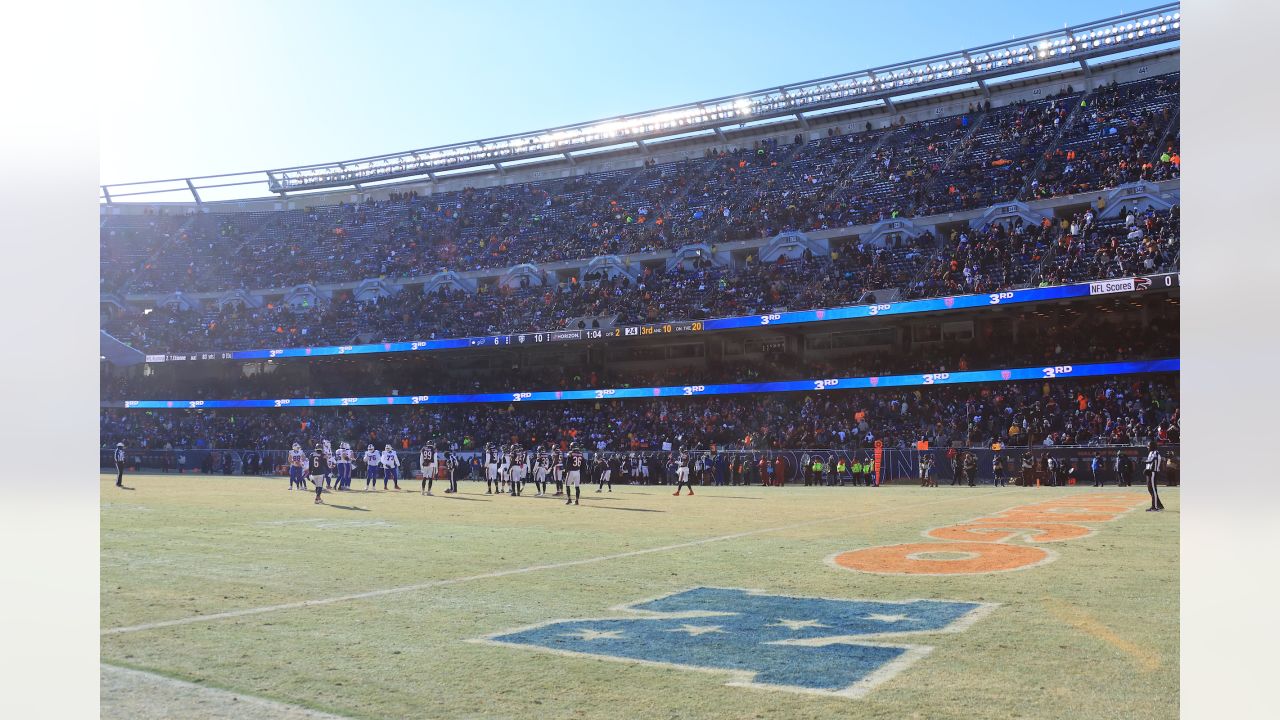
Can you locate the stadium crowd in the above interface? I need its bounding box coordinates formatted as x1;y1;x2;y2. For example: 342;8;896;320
102;201;1178;354
101;74;1179;300
100;376;1179;456
101;309;1177;400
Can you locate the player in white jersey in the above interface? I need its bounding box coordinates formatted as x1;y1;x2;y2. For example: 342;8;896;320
337;442;353;490
420;443;438;495
483;443;500;494
288;442;307;490
321;440;336;488
363;444;381;490
673;450;694;496
381;445;401;490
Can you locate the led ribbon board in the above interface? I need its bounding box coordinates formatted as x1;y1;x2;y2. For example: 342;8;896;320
147;274;1178;363
108;358;1179;410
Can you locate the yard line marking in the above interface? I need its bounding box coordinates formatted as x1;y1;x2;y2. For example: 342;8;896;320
104;492;999;636
101;663;354;719
1043;599;1162;671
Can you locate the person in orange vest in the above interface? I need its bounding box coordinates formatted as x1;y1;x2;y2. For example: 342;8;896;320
773;455;788;486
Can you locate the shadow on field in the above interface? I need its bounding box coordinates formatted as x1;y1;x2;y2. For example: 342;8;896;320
442;495;490;502
114;485;136;491
583;505;665;513
325;503;369;512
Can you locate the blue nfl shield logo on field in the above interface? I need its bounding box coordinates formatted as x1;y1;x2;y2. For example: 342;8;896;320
473;587;995;698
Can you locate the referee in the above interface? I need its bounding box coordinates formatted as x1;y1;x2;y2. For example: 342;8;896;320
1144;440;1165;512
113;442;126;487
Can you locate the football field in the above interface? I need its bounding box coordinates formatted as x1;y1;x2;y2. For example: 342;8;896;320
101;474;1178;719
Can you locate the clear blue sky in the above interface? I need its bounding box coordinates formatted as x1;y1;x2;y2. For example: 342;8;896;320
99;0;1145;187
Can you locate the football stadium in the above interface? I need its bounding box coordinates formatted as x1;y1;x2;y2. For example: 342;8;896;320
98;5;1181;718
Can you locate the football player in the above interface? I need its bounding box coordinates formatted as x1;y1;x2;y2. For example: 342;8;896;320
381;444;401;490
288;442;307;490
596;454;613;493
337;442;353;490
673;450;694;496
420;442;437;496
484;442;500;495
498;445;513;495
510;444;526;496
552;445;565;496
564;443;585;505
309;444;326;505
363;444;380;490
534;444;551;497
309;443;326;487
318;440;333;488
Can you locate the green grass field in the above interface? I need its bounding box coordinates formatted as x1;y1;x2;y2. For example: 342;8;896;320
101;473;1178;719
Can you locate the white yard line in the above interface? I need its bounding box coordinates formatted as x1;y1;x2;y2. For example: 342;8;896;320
101;664;353;720
104;491;999;636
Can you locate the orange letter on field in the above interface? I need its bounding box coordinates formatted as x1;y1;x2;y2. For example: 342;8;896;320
831;542;1050;575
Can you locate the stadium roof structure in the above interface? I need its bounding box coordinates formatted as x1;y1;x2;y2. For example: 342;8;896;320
101;3;1179;204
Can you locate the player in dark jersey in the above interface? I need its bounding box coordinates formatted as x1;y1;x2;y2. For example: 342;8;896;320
673;450;694;496
534;444;552;497
591;450;606;489
308;444;326;504
497;445;512;494
595;454;614;493
552;446;565;496
483;443;499;494
508;444;524;496
564;443;585;505
420;443;437;496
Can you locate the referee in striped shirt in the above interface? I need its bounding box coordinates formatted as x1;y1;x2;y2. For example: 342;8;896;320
1144;440;1165;512
113;442;126;487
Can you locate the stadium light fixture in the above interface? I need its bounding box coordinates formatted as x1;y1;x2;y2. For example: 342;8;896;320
100;3;1181;202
